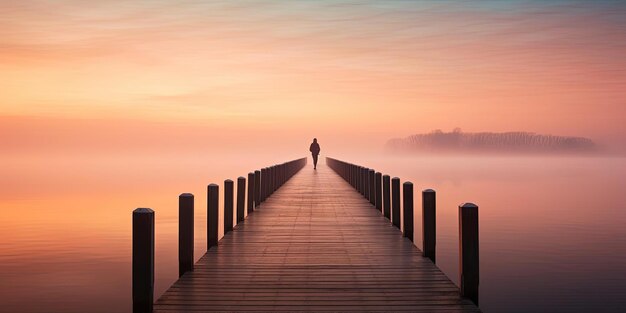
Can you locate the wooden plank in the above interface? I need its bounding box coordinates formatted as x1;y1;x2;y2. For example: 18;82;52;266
154;163;480;312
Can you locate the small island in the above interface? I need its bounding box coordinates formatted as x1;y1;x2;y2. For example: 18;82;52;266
386;128;596;154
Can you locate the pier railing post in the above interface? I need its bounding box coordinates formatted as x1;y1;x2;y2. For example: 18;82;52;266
391;177;400;229
354;165;363;194
274;165;278;192
272;165;276;192
402;182;414;242
224;181;234;235
271;165;275;194
358;166;364;194
254;170;261;207
284;162;288;184
368;169;375;205
247;172;255;213
268;166;274;195
375;172;382;212
265;167;269;200
272;165;277;193
261;168;267;202
383;175;391;219
236;177;245;224
207;184;219;249
459;203;479;305
132;208;154;313
422;189;436;263
351;164;356;188
361;167;370;196
179;194;194;277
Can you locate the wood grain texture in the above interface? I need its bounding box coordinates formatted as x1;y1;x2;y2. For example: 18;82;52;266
155;163;480;312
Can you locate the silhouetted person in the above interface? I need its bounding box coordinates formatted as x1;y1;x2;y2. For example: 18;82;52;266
309;138;321;169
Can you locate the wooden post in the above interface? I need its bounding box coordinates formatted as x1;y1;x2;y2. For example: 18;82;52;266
422;189;436;263
278;164;283;187
282;163;286;185
272;165;277;192
236;177;245;224
247;172;255;213
459;203;479;305
270;166;275;194
361;167;370;196
352;165;357;188
368;169;375;205
346;163;350;185
273;165;278;192
132;208;154;313
223;180;233;235
391;177;400;229
403;182;414;242
207;184;219;249
268;166;273;195
375;172;382;212
178;194;194;277
356;166;363;194
261;168;267;202
383;175;391;219
272;165;278;194
254;170;261;207
356;166;362;193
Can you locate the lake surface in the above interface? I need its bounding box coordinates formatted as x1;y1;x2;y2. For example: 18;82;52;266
1;154;625;312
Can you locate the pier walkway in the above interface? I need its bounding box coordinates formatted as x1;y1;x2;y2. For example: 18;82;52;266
152;162;480;312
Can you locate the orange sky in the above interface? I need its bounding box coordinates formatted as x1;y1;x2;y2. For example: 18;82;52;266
2;0;626;154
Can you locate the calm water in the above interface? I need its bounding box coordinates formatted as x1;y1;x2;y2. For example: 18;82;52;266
1;154;625;312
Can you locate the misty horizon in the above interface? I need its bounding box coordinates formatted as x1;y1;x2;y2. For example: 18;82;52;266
3;116;626;158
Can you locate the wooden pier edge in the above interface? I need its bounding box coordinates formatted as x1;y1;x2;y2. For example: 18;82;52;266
327;157;480;307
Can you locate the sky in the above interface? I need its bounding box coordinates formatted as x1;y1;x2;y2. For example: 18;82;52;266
2;0;626;155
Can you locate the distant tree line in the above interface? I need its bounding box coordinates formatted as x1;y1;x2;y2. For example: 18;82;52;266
386;129;596;153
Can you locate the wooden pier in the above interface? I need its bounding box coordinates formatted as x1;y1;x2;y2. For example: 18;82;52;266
133;157;480;312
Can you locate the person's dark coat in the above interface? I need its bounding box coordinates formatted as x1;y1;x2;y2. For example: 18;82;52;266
309;142;320;155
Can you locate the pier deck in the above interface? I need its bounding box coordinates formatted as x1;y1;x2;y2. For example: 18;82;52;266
154;163;480;312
